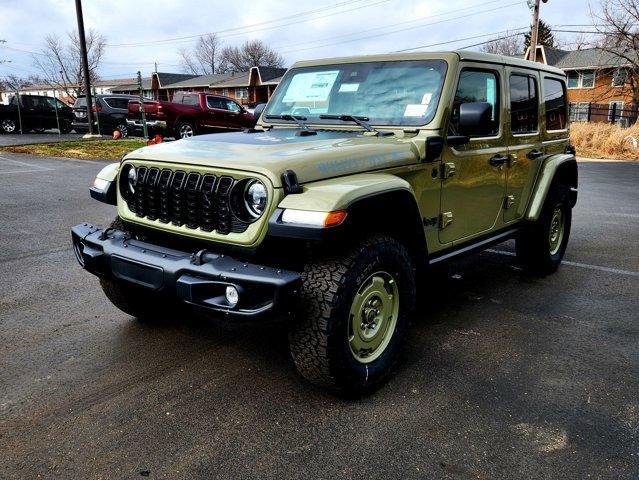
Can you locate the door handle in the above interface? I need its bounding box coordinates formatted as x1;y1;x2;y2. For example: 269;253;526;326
527;149;544;160
489;154;509;167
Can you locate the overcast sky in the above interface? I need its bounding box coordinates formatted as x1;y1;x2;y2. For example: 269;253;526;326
0;0;594;80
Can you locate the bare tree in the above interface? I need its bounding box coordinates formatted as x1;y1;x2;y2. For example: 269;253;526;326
481;31;524;57
218;39;284;73
179;33;221;75
591;0;639;105
32;29;106;100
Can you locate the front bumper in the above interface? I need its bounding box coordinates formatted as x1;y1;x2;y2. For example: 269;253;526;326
71;223;301;317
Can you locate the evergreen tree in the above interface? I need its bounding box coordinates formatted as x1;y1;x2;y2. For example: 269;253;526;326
524;19;556;48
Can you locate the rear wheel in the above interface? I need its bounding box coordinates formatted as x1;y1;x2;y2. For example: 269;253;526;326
1;119;17;133
114;123;128;138
516;181;572;275
177;121;195;139
289;236;415;394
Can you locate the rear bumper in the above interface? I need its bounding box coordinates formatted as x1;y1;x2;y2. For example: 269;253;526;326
71;223;301;317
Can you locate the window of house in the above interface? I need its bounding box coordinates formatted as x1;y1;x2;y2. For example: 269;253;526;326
612;68;628;87
566;70;595;89
608;101;624;122
235;87;249;99
543;77;567;131
222;88;229;96
509;74;538;134
567;71;580;89
450;69;500;138
569;102;590;122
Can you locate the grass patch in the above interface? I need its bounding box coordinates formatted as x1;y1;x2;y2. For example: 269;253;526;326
0;139;147;160
571;122;639;160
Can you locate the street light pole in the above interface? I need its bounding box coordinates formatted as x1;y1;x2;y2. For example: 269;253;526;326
74;0;95;135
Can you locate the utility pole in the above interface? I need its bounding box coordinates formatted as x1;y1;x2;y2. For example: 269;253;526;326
137;71;149;139
74;0;96;136
527;0;547;62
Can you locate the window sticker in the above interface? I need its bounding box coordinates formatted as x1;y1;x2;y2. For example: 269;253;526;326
282;71;339;102
338;83;360;92
421;93;433;105
486;77;497;120
404;104;429;117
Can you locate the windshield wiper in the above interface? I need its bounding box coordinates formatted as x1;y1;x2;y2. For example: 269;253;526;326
319;114;376;132
264;114;316;136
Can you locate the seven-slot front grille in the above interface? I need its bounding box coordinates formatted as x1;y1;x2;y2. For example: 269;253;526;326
123;166;250;235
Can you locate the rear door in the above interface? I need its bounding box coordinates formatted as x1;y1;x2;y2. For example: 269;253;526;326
439;65;508;244
504;68;543;223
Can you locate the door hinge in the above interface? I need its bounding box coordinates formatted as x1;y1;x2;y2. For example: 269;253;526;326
504;194;515;209
440;212;453;229
442;162;456;179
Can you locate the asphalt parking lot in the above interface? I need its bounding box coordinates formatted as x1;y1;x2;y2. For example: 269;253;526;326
0;153;638;479
0;131;85;146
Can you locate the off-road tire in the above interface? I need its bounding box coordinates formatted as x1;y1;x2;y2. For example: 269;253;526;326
289;236;416;395
516;180;572;275
99;217;177;323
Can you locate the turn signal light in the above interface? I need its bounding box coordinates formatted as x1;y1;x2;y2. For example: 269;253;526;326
324;210;348;227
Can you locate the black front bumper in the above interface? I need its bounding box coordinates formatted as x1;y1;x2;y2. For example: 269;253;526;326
71;223;301;317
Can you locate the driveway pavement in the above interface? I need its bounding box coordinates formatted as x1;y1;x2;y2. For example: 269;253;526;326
0;153;637;479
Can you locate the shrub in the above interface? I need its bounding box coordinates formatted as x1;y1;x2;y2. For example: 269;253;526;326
570;122;639;160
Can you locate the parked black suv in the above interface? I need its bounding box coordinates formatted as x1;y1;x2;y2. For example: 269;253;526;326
72;94;138;137
0;95;73;134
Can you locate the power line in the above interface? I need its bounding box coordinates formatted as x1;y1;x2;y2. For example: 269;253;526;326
272;0;506;51
395;27;529;52
280;1;526;55
105;0;383;47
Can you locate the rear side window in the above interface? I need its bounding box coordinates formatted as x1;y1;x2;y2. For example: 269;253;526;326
104;97;130;109
450;69;500;137
543;78;567;131
509;74;538;134
182;95;199;106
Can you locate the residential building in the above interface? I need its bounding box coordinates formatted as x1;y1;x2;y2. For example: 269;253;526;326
8;78;140;105
526;45;637;125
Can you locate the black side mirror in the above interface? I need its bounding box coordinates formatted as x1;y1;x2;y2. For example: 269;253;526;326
458;102;493;137
253;103;267;120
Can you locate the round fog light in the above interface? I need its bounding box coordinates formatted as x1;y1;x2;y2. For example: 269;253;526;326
225;285;239;308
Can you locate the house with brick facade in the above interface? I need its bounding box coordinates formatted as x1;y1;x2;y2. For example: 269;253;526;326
527;45;638;125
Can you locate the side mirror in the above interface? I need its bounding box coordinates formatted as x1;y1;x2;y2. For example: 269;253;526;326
253;103;267;120
458;102;493;137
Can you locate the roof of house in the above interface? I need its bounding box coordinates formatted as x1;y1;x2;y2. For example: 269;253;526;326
112;77;153;91
535;46;636;70
154;72;198;88
211;71;251;88
166;73;235;89
256;67;287;84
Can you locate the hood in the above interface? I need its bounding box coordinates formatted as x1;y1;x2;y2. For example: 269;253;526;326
125;129;423;188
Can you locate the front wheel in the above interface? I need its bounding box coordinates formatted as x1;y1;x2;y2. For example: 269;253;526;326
516;181;572;275
289;236;416;394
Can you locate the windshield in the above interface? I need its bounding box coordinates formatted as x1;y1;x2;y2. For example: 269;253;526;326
265;60;447;127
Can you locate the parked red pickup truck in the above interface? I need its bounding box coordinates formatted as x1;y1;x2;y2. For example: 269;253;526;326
127;92;255;139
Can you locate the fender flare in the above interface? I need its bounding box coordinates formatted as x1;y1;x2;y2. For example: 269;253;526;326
526;153;577;221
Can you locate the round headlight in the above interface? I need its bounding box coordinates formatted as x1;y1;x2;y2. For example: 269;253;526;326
244;180;267;217
127;166;137;195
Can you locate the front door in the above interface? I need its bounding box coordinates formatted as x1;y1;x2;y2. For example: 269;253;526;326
504;68;544;223
439;66;508;244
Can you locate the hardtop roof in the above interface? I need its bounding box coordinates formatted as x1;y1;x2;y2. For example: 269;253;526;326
290;50;565;76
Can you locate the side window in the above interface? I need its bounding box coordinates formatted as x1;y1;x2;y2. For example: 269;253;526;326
104;97;130;109
206;96;224;109
450;69;500;137
509;74;538;134
182;95;199;106
225;100;241;113
543;78;567;131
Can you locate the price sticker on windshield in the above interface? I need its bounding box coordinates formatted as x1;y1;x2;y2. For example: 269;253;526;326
282;71;340;103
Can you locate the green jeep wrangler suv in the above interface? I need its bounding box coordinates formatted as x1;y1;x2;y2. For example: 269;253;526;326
72;51;577;393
